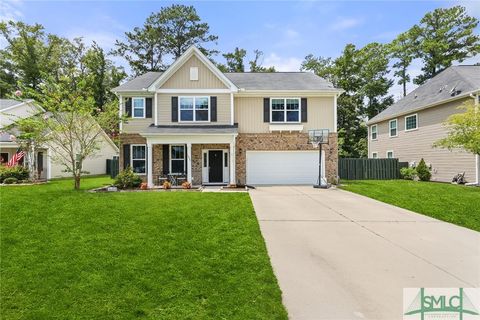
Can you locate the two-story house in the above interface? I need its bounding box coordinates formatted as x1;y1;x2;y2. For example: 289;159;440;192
112;46;341;187
367;65;479;184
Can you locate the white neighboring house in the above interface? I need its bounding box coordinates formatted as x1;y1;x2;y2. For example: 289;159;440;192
0;99;119;179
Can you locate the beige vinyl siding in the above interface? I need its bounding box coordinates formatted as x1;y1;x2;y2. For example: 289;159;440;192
122;119;153;133
368;98;476;182
234;96;335;133
121;96;154;133
161;55;227;89
157;93;231;125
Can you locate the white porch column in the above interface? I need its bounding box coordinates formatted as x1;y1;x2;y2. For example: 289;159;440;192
147;142;153;188
186;143;192;184
229;138;236;185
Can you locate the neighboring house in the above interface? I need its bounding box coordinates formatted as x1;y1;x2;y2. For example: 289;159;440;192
0;99;119;179
112;46;342;187
367;65;480;184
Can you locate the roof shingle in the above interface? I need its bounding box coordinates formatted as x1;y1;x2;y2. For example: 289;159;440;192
112;71;338;92
368;65;480;124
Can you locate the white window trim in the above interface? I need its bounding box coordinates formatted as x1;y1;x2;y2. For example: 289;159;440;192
404;113;418;132
130;144;146;175
389;119;398;137
386;150;394;159
372;152;378;159
178;96;210;123
170;144;186;174
371;124;378;141
270;97;301;123
132;97;146;119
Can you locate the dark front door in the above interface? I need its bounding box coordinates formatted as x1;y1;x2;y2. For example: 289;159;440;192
208;150;223;183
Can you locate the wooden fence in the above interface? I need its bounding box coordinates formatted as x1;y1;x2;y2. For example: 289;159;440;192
338;158;409;180
106;157;119;179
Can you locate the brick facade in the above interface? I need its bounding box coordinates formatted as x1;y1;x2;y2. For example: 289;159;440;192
235;132;338;185
120;132;338;186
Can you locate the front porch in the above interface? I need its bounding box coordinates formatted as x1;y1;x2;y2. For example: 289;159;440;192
141;132;237;188
148;143;234;187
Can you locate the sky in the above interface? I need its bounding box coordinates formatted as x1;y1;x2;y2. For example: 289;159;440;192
1;0;479;99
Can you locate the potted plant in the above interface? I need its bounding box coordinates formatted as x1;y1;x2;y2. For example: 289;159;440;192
163;180;172;190
140;182;148;190
181;181;191;189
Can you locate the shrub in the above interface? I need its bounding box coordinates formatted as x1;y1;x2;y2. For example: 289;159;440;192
163;180;171;189
400;167;417;180
416;158;431;181
182;181;191;189
0;166;29;183
3;177;18;184
114;166;142;189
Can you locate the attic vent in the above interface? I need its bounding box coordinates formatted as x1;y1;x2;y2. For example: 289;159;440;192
190;67;198;81
450;85;462;96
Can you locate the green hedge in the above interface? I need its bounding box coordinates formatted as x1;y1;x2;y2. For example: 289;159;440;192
0;166;29;183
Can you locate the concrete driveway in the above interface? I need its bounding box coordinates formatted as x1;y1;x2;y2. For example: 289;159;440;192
249;186;480;320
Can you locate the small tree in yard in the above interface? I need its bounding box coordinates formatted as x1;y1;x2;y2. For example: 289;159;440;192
434;101;480;184
416;158;431;182
434;101;480;157
25;76;120;189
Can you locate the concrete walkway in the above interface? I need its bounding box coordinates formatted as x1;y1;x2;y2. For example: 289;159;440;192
249;186;480;320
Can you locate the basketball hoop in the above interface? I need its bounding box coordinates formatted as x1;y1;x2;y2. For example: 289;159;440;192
308;129;329;147
308;129;330;189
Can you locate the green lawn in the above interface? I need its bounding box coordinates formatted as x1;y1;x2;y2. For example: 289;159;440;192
339;180;480;231
0;177;287;319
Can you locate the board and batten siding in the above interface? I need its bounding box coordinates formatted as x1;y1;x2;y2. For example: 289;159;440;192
368;98;476;183
161;55;228;89
234;96;335;133
157;93;231;125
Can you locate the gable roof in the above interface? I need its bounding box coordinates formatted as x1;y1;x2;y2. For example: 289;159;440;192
0;99;23;111
112;72;163;92
225;72;337;91
112;45;341;93
368;65;480;124
148;46;237;91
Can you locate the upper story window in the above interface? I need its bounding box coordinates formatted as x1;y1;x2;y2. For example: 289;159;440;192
133;97;146;118
179;96;209;122
271;98;300;123
389;119;398;137
131;144;146;174
405;114;418;131
371;125;377;140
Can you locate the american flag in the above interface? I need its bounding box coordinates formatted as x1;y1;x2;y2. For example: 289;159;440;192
6;150;25;167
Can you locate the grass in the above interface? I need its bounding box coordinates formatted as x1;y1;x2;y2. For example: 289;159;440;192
339;180;480;231
0;176;287;319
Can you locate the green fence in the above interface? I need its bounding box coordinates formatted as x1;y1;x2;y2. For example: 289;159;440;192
106;157;119;179
339;158;405;180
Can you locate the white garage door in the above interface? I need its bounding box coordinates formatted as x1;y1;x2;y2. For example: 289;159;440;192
246;151;325;185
